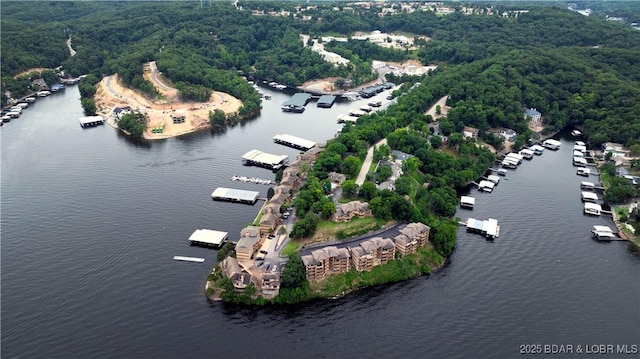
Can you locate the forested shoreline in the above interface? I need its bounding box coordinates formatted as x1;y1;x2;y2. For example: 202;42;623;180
3;1;640;303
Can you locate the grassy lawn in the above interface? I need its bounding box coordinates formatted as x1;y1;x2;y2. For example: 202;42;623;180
282;240;302;257
312;217;388;242
599;171;611;189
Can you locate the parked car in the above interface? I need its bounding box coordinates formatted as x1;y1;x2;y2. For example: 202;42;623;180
259;249;268;255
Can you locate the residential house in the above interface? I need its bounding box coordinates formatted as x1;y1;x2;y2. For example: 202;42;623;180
349;237;396;271
463;126;479;139
274;185;291;195
524;108;542;123
298;146;323;162
327;172;346;185
333;201;372;222
220;257;257;292
235;226;263;261
500;128;517;142
259;212;278;235
602;142;629;158
261;273;280;296
393;234;418;256
269;192;289;206
399;222;430;247
170;110;186;124
301;246;350;281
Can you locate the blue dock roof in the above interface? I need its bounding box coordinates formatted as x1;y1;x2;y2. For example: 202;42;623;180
283;93;311;107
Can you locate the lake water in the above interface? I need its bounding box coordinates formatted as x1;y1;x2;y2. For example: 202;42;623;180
2;86;638;358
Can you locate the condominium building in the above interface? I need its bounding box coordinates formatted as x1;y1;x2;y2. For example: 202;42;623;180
301;246;350;281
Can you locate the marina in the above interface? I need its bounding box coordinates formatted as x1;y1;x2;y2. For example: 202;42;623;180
187;229;229;248
79;115;105;128
173;256;206;263
464;218;500;239
460;196;475;209
241;149;288;170
211;187;260;204
273;134;317;151
231;175;275;185
2;86;638;359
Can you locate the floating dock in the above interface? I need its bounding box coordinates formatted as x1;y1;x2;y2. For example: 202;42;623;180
317;95;336;108
79;116;105;128
282;93;311;112
231;175;275;185
273;134;317;151
465;218;500;239
211;187;260;204
188;229;229;248
242;149;288;170
337;114;358;123
173;256;205;263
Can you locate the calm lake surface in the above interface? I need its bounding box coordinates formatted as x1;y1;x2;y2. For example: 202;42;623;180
2;86;639;359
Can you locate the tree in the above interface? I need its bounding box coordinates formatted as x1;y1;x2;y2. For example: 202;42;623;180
341;180;358;197
359;182;378;200
281;254;307;289
394;176;412;196
436;104;441;115
376;165;393;182
209;109;226;127
430;135;443;149
342;155;361;179
267;187;275;200
321;201;336;219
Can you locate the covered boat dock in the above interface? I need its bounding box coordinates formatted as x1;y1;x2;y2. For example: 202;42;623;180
188;229;229;248
460;196;475;209
273;134;317;151
282;93;311;112
317;95;337;108
79;116;105;128
211;187;260;204
242;149;288;170
465;218;500;239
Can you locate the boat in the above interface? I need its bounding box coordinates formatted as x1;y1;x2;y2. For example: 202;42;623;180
1;115;11;123
571;129;582;137
281;105;305;113
368;100;382;107
349;109;366;117
37;90;51;97
497;168;508;176
487;175;500;184
264;95;271;100
575;141;585;146
573;144;587;153
24;97;36;103
543;139;561;150
359;105;373;113
505;153;523;164
584;202;601;216
577;167;591;177
501;159;517;169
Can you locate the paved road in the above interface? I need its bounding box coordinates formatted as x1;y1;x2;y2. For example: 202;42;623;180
298;222;405;256
355;138;387;186
148;61;173;91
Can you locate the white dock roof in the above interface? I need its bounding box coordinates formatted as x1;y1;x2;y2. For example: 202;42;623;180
79;116;105;125
584;202;602;211
581;191;599;201
188;229;228;246
242;149;288;166
478;180;496;189
593;225;613;233
460;196;476;206
484;218;500;237
211;187;260;202
273;134;317;150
